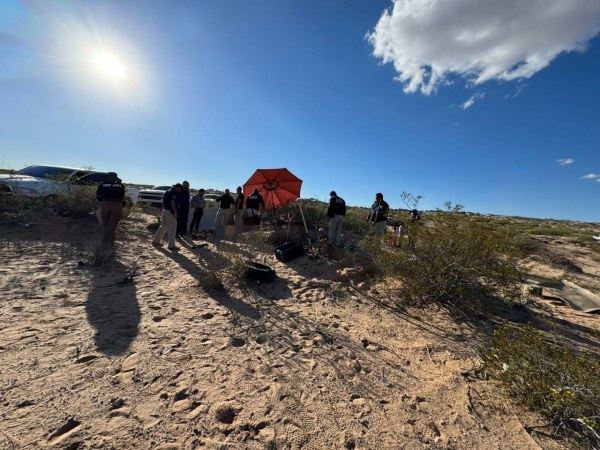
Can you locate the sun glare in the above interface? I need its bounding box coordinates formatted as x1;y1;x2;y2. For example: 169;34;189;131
92;51;127;82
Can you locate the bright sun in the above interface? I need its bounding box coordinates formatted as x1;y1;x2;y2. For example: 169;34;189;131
92;51;127;82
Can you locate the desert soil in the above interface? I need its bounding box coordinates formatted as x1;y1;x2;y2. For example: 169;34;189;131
1;212;599;449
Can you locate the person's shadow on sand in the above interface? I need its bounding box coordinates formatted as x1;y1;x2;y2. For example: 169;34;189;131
157;247;261;320
86;259;140;356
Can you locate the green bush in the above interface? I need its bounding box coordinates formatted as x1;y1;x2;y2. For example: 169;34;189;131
0;194;48;224
249;200;372;239
344;207;372;235
484;324;600;446
371;204;526;305
293;199;327;228
0;186;99;224
51;186;97;218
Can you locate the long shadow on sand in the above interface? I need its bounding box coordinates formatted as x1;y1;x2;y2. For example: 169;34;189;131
157;247;261;320
86;259;140;356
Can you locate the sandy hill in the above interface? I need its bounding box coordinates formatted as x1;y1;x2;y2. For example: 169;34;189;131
0;211;598;449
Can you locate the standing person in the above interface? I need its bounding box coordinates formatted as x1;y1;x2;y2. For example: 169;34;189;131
391;217;404;247
368;192;389;237
408;209;421;248
234;186;245;236
96;172;125;248
176;181;191;237
327;191;346;247
215;189;234;240
152;183;183;250
189;188;205;237
245;188;265;224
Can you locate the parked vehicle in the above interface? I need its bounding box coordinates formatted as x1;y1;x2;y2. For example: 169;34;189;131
204;193;220;202
0;165;90;196
0;165;137;204
124;187;139;206
136;185;171;207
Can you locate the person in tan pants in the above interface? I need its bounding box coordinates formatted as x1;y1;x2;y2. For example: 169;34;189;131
96;172;125;247
152;183;183;250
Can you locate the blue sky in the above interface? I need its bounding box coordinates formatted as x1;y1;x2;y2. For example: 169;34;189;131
1;0;599;221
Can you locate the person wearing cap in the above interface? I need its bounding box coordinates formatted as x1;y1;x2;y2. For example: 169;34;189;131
189;188;205;237
368;192;390;237
152;183;183;250
327;190;346;247
245;188;265;224
409;209;421;222
234;186;245;236
96;172;125;248
176;180;191;237
215;189;234;240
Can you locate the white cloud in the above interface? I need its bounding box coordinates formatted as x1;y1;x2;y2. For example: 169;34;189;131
504;83;527;99
367;0;600;95
461;91;485;109
557;158;574;165
580;173;600;179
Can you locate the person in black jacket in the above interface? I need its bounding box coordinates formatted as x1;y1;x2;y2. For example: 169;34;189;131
215;189;234;240
152;183;183;250
327;191;346;246
189;188;205;237
176;180;191;237
245;189;265;224
234;186;245;236
368;192;389;237
96;172;125;247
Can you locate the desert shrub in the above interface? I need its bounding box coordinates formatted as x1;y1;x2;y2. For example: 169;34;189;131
371;202;526;305
483;324;600;446
498;220;597;247
0;186;101;224
200;254;251;291
344;207;371;235
0;194;48;224
221;254;249;281
293;200;327;228
51;186;97;218
200;270;225;291
258;200;371;238
121;201;150;221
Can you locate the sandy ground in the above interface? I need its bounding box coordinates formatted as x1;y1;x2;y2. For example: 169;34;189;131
1;212;598;449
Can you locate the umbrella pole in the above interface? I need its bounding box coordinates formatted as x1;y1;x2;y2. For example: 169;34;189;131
268;190;277;230
298;201;315;256
298;202;309;235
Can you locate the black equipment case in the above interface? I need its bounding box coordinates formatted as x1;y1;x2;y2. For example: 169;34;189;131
274;242;304;263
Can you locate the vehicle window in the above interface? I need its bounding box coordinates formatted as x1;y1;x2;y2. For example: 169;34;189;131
72;171;90;180
77;172;107;185
16;166;75;180
152;186;171;190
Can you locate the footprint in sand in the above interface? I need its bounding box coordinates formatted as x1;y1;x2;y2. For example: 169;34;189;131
47;417;82;445
120;352;140;372
294;286;328;302
171;389;196;413
213;403;237;424
229;337;246;347
255;335;269;345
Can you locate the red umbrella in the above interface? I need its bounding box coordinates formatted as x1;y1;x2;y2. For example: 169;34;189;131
243;168;302;209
